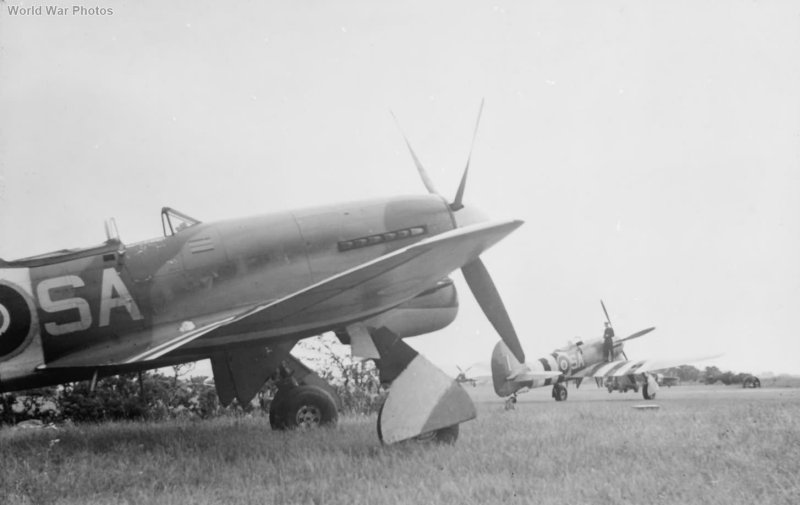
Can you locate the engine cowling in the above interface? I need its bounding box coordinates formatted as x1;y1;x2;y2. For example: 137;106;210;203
358;278;458;339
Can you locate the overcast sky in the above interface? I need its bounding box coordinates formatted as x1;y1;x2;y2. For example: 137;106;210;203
2;0;799;375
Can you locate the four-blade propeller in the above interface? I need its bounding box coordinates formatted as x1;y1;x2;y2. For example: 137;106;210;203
601;299;613;327
618;327;656;343
395;101;526;363
602;300;656;360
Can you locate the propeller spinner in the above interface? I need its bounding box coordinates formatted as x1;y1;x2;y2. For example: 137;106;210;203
394;101;526;363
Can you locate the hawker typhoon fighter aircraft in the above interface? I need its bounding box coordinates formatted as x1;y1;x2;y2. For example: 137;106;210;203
0;104;526;444
491;301;711;402
455;365;479;387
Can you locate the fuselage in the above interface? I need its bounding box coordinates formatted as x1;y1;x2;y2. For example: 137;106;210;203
0;195;459;391
491;335;623;397
522;335;621;388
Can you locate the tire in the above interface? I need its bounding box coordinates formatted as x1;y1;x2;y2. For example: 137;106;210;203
376;402;459;445
642;384;656;400
504;395;518;411
553;384;568;402
743;377;761;389
413;424;459;444
280;385;338;429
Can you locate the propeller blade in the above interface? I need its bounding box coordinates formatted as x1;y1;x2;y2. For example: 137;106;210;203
600;299;612;327
618;327;656;343
390;111;440;196
462;258;525;363
451;98;485;211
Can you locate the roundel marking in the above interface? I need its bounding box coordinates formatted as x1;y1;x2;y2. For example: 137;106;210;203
0;283;34;359
557;355;570;373
0;304;10;336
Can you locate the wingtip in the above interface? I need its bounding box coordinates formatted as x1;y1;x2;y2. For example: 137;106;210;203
495;219;525;235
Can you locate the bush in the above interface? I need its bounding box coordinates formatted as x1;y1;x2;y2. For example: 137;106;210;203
2;338;390;426
59;375;148;422
325;361;386;415
0;388;59;425
295;336;387;415
0;369;228;425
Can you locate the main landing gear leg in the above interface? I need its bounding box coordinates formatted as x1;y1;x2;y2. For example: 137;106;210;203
552;383;568;402
641;373;659;401
209;342;341;430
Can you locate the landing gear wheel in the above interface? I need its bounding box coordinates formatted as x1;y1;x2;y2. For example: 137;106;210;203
743;376;761;388
504;395;518;410
412;424;459;444
642;384;656;400
376;402;459;445
271;385;338;430
553;384;568;402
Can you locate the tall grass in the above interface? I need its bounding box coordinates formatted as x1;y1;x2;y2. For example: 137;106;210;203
2;388;799;505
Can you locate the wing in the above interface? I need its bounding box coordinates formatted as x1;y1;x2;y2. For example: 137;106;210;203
42;219;522;369
508;369;563;382
40;307;252;368
569;354;722;379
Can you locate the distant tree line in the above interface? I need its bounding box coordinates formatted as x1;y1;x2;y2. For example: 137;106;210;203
661;365;757;386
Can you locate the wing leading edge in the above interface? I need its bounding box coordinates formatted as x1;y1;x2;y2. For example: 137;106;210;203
42;219;523;369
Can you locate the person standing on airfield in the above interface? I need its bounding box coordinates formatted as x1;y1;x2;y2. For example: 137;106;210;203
603;322;615;362
574;340;585;369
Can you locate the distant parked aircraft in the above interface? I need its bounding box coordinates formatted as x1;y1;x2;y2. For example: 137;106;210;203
491;301;717;402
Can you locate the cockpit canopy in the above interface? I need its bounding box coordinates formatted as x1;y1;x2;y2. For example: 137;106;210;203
2;208;202;267
161;207;201;237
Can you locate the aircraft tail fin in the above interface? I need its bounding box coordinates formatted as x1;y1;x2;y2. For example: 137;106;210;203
491;340;561;397
491;340;528;397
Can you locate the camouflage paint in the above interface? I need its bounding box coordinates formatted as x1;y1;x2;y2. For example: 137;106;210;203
1;195;457;391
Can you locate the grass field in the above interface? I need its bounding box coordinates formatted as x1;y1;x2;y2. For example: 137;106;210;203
2;385;799;505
